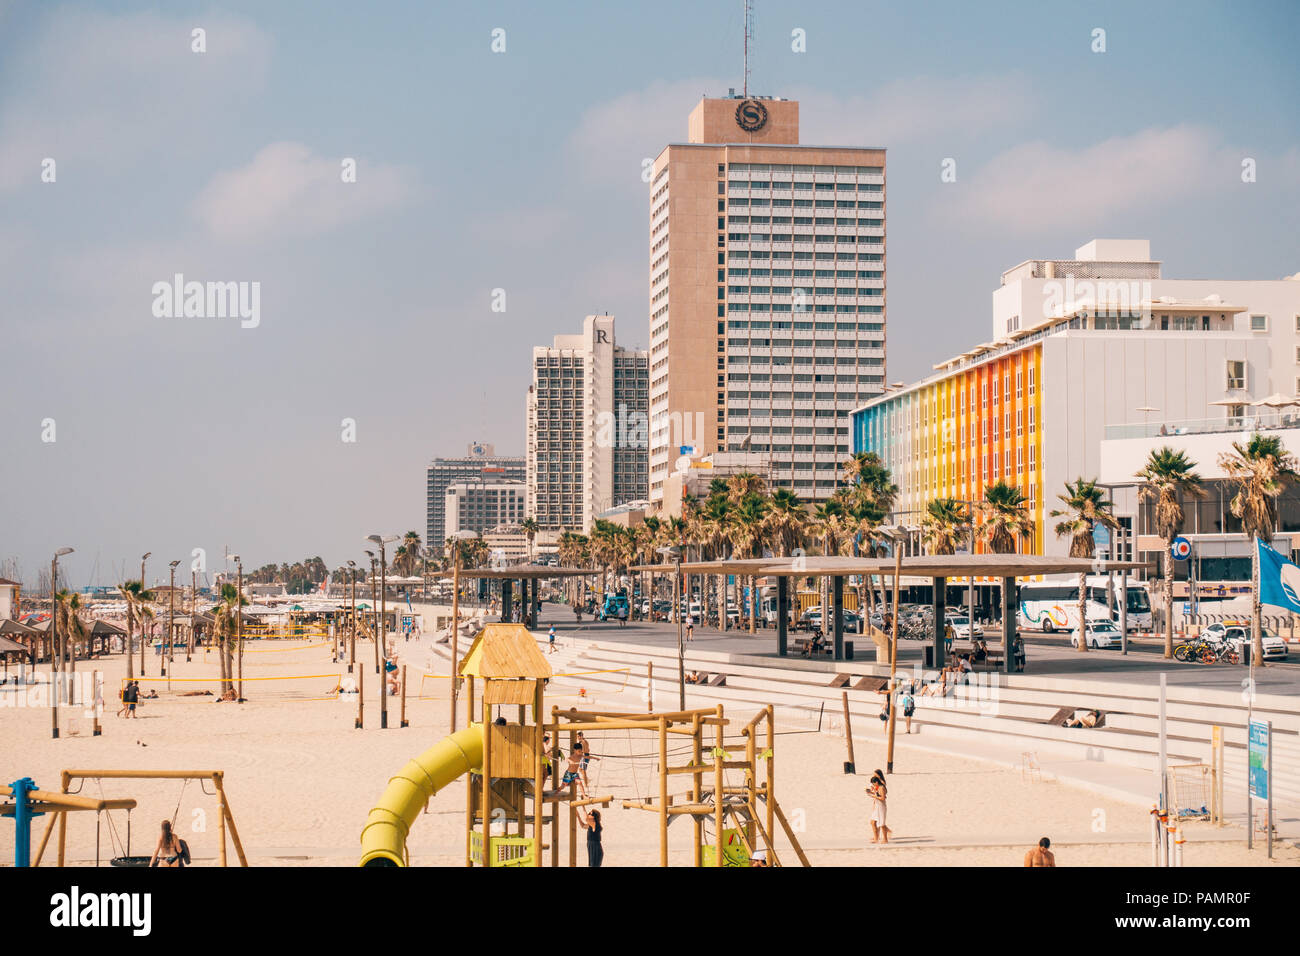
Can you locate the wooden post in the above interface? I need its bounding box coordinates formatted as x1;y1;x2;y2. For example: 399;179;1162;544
765;704;775;846
465;771;475;867
691;714;702;866
355;662;364;729
92;669;102;737
647;661;653;713
713;714;725;867
744;724;757;848
841;690;855;774
886;548;902;773
400;665;408;728
533;682;545;867
658;715;669;867
568;778;577;867
57;771;69;866
216;779;228;867
215;773;248;866
481;686;493;869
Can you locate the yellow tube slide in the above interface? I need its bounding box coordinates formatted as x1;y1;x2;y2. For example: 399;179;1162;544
358;723;484;866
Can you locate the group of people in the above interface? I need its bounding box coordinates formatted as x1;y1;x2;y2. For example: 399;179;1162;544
116;680;158;717
538;728;604;867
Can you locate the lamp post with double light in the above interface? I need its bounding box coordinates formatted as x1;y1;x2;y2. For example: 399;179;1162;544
367;535;399;729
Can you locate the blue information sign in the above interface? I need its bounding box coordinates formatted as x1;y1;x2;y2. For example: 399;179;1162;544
1249;720;1270;799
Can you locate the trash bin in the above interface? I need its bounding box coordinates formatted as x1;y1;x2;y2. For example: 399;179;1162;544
845;641;854;660
924;645;935;669
1241;643;1251;667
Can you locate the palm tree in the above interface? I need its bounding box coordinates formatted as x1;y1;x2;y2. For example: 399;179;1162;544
701;493;733;627
763;488;807;558
520;518;539;563
54;589;87;697
1136;447;1205;659
729;492;769;632
119;579;156;680
1219;434;1300;664
811;500;844;622
211;582;246;696
637;516;663;618
980;481;1034;554
922;498;969;556
1051;478;1119;653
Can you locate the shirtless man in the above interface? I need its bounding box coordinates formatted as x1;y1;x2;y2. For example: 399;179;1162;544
1023;837;1056;867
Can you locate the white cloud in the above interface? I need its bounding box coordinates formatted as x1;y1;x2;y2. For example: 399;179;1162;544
567;77;725;182
191;142;417;241
935;125;1225;233
0;8;271;191
795;73;1041;146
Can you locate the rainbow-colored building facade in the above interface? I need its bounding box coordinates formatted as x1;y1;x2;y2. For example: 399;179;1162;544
852;341;1045;555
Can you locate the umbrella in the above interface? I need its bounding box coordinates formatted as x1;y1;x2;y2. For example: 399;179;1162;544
1250;393;1300;408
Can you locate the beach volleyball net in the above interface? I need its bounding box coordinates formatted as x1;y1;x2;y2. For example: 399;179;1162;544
121;672;345;702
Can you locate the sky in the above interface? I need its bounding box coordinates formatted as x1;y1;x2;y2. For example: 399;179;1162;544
1;0;1297;589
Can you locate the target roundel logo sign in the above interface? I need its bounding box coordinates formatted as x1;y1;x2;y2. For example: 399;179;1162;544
1170;536;1192;561
735;99;768;132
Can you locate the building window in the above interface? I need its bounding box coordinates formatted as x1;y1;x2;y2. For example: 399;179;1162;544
1250;314;1268;332
1226;360;1246;390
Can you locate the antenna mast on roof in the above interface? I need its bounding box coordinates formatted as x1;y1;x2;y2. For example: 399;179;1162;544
743;0;754;97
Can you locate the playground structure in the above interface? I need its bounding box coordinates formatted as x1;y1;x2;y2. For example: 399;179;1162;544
2;778;136;867
23;769;248;867
359;622;808;866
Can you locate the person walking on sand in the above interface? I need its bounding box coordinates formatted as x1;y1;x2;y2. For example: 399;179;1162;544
1024;837;1056;867
901;685;916;734
578;808;603;867
866;772;890;844
121;680;140;719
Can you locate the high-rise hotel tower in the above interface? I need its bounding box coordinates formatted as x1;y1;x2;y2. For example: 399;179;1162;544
647;93;886;504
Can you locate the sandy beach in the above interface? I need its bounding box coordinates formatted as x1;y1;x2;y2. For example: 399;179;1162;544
3;633;1296;868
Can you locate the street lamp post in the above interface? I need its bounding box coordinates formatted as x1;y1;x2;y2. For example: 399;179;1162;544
166;560;180;684
367;534;399;729
365;551;378;675
139;552;151;676
447;530;479;733
189;568;196;662
347;560;357;673
658;546;684;710
50;547;73;739
230;554;243;701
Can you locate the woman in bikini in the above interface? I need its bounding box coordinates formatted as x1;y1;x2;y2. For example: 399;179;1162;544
150;820;185;868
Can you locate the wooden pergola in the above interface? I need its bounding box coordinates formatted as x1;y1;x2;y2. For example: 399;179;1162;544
427;564;599;627
634;554;1153;672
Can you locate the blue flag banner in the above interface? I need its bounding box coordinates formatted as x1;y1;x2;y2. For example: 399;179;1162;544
1257;538;1300;613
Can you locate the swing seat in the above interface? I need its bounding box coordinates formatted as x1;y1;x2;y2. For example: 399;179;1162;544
110;855;152;867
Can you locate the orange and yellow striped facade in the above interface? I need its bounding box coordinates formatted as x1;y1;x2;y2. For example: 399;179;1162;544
852;342;1045;555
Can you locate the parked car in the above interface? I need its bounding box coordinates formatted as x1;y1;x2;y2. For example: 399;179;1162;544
948;615;984;639
1203;623;1288;660
1068;621;1123;650
799;606;862;634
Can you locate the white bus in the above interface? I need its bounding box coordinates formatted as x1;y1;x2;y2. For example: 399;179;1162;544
1017;576;1153;633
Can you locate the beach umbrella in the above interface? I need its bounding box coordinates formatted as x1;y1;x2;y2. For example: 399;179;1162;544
1250;393;1300;408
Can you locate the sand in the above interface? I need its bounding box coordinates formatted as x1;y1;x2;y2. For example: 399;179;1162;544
2;634;1295;868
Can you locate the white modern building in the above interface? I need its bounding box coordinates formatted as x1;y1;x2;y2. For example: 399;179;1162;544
853;239;1300;570
445;479;526;538
526;315;649;532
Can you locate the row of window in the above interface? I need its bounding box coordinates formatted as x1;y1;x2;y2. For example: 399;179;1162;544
727;304;884;313
728;321;884;331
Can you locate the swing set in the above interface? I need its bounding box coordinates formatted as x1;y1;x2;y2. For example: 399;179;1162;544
29;769;248;867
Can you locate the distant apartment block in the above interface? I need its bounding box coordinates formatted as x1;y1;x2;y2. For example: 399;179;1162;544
426;443;524;552
648;92;887;504
526;315;649;531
